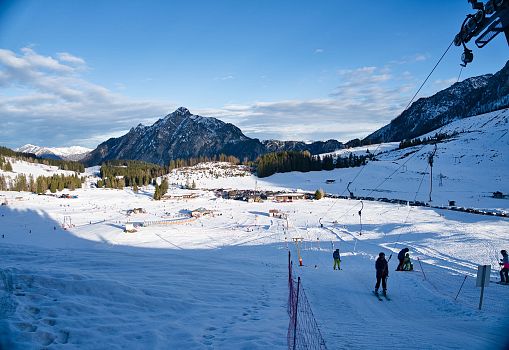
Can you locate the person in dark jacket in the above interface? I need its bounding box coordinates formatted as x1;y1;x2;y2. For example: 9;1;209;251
396;248;409;271
333;249;341;270
500;250;509;284
375;252;389;295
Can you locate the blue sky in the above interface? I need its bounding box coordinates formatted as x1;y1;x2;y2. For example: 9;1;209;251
0;0;507;149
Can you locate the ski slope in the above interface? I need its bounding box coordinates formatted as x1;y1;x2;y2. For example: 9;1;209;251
0;109;508;349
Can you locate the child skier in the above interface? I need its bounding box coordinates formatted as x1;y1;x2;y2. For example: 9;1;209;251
333;249;341;270
375;252;389;295
396;247;409;271
500;250;509;284
402;252;413;271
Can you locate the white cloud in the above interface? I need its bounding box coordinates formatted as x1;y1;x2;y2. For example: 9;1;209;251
195;66;416;142
0;47;169;148
390;53;430;65
57;52;86;66
314;48;324;54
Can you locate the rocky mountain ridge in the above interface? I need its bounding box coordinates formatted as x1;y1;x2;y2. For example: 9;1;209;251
365;60;509;143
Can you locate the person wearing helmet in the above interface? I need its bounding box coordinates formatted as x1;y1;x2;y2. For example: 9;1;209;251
500;250;509;284
333;248;341;270
375;252;389;295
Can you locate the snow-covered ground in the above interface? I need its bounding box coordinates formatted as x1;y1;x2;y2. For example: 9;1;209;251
0;109;508;349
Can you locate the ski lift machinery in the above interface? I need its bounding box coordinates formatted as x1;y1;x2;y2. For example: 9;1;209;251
454;0;509;66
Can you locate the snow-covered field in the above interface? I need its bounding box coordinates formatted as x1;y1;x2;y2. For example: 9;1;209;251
1;109;508;349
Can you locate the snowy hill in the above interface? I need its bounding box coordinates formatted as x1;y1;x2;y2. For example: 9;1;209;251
0;109;508;349
0;157;83;181
15;144;92;161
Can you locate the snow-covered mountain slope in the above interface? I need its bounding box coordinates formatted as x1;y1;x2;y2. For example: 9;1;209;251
0;158;83;181
15;144;92;161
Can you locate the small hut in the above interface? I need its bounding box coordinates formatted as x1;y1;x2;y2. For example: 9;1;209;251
274;193;306;203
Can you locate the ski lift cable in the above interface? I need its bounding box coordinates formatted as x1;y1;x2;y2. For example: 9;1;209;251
320;39;455;225
403;40;455;112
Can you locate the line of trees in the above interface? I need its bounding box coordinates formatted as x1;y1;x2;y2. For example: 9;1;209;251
99;160;166;188
256;151;374;178
0;173;84;193
168;154;240;170
398;132;458;150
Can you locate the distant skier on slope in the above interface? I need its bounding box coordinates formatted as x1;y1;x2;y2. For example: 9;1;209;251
402;252;413;271
499;250;509;284
375;252;389;296
396;247;409;271
333;248;341;270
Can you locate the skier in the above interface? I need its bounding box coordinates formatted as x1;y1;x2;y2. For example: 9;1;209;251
396;247;409;271
402;252;413;271
333;248;341;270
500;250;509;284
375;252;389;296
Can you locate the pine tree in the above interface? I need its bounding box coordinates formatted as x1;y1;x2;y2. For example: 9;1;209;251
4;161;13;172
153;184;161;200
0;175;7;191
50;180;57;193
160;178;169;196
314;188;324;200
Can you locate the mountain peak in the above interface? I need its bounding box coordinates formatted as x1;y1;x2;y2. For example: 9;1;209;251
175;107;191;116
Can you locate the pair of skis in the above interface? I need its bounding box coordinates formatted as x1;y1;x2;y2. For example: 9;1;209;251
372;291;391;301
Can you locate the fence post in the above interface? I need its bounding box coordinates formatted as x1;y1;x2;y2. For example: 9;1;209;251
293;276;300;350
288;250;291;284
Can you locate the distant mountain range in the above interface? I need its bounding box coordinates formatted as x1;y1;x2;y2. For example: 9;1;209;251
15;144;92;161
365;60;509;143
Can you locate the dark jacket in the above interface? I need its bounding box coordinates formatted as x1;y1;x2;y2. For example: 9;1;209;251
333;250;340;260
398;248;409;261
376;257;389;278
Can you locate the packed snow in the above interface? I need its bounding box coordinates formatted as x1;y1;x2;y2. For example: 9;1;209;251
0;109;508;349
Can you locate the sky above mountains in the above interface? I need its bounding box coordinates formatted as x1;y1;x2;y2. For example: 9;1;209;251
0;0;507;149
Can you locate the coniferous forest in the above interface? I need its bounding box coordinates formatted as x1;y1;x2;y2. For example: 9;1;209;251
255;151;374;178
98;160;166;189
